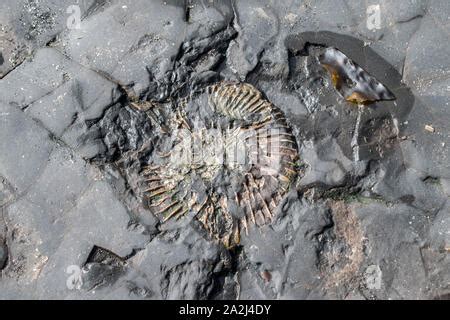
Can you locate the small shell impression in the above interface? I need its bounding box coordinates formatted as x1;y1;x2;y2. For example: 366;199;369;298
140;82;299;247
319;47;395;104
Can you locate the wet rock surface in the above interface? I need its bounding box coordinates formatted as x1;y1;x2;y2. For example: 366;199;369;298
0;0;448;300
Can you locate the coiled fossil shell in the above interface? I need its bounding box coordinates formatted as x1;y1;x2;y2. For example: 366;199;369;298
140;82;299;247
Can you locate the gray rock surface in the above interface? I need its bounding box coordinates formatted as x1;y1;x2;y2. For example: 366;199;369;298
0;0;448;300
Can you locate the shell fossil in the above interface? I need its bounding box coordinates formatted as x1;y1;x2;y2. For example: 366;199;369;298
139;81;299;247
319;47;395;104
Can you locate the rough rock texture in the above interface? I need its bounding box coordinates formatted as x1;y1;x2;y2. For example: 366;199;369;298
0;0;448;300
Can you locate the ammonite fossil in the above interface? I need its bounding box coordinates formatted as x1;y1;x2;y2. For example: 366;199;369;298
139;82;299;247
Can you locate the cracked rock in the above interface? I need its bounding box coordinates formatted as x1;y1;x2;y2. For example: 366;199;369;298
0;0;448;300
